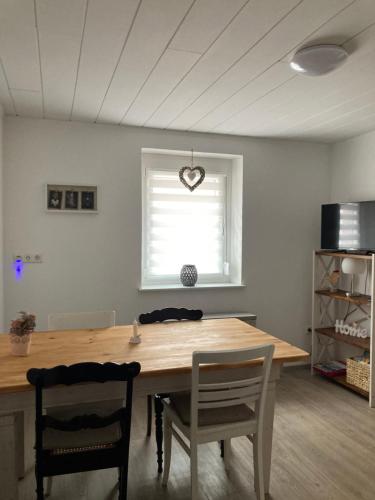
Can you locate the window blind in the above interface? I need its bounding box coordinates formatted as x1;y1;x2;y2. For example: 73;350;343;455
144;168;227;280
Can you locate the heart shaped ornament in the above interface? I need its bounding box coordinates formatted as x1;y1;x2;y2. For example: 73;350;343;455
179;166;206;192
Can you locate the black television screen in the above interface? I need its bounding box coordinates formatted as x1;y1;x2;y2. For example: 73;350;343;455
321;201;375;251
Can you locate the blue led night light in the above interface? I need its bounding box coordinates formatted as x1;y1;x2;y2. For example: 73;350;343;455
13;258;24;281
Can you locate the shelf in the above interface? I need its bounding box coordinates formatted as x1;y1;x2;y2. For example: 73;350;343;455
139;283;245;291
316;370;369;398
331;375;369;398
315;327;370;350
316;251;373;261
315;288;371;306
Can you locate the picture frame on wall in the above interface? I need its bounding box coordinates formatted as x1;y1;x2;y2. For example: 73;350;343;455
65;190;79;210
81;191;95;210
47;189;63;210
46;184;98;213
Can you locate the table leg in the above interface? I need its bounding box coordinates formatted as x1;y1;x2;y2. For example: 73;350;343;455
14;411;25;480
146;395;152;437
154;395;164;474
0;414;18;500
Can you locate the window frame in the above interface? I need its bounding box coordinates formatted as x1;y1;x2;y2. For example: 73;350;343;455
141;149;242;288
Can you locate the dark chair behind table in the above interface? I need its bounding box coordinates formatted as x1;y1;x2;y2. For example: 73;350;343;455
138;307;203;437
27;361;140;500
139;307;203;325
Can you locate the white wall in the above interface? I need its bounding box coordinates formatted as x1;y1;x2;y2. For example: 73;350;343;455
331;130;375;202
3;117;330;351
0;106;3;331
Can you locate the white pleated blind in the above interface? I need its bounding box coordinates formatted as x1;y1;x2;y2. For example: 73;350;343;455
144;168;227;280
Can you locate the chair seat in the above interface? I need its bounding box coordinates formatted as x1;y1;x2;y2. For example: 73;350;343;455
43;400;122;451
168;392;255;427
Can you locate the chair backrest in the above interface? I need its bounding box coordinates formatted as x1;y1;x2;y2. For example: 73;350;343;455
191;344;274;431
27;361;140;453
138;307;203;324
48;310;116;331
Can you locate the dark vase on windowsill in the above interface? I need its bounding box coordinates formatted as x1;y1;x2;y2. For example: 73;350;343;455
180;265;198;287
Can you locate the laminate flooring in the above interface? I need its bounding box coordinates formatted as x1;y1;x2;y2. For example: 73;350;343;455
18;366;375;500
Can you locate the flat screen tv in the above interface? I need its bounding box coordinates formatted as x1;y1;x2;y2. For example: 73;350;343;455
321;201;375;252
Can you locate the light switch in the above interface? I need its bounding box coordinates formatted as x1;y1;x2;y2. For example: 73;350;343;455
13;254;43;263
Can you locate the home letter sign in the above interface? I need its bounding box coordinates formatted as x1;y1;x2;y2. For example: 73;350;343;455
335;319;368;339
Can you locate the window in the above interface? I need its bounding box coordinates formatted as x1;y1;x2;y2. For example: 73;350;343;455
141;149;243;288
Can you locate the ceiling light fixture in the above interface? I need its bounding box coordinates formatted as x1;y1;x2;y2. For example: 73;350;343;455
290;44;348;76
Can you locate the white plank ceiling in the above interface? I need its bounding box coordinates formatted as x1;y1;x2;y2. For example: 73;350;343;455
1;0;375;142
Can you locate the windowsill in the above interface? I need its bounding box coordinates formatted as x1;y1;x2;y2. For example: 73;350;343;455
139;283;246;291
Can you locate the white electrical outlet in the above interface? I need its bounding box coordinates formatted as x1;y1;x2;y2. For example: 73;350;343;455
13;254;43;263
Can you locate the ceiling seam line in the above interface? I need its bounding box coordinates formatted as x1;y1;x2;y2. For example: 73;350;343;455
94;0;143;123
287;101;375;137
0;58;16;115
69;0;90;121
142;0;252;127
201;75;297;133
195;0;359;134
163;0;305;130
343;19;375;45
188;68;296;132
34;0;45;118
118;0;198;125
280;86;375;136
271;86;375;136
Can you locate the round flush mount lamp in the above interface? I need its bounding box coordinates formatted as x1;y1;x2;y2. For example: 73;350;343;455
290;44;348;76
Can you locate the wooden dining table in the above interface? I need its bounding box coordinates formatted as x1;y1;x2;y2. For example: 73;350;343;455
0;318;309;500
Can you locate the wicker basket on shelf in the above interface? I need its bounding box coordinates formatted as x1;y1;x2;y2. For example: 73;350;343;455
346;358;370;392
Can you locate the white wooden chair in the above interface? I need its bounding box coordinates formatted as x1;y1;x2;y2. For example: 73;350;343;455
47;310;116;331
162;344;275;500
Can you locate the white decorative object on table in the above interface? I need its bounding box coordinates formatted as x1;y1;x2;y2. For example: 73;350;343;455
129;319;141;344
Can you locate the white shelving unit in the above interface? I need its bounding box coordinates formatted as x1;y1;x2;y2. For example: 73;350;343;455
311;250;375;408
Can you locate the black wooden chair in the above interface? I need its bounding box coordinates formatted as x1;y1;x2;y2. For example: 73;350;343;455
139;307;203;325
27;361;140;500
138;307;204;472
138;307;203;438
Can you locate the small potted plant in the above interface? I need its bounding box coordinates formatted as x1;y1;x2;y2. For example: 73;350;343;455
9;311;36;356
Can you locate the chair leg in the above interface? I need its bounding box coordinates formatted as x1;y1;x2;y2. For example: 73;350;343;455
220;440;224;458
253;433;265;500
154;395;164;473
45;476;53;497
36;470;44;500
190;440;198;500
162;415;172;486
118;465;128;500
223;439;231;471
146;395;152;437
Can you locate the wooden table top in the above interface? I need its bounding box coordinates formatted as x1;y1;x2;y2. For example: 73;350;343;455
0;319;309;394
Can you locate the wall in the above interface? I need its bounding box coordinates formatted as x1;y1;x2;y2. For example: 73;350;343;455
3;117;330;351
0;106;3;331
331;130;375;202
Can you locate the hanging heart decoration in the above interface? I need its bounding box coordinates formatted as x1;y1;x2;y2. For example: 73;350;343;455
179;166;205;192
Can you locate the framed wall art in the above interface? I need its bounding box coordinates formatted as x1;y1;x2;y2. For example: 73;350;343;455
46;184;98;213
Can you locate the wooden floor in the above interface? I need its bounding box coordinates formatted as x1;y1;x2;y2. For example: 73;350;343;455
18;366;375;500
